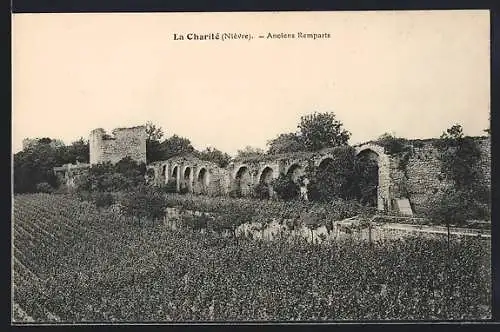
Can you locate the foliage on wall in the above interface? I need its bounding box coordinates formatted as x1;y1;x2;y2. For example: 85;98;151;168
305;146;378;206
426;124;490;223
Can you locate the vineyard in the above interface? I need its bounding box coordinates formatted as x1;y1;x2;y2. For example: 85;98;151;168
12;194;491;322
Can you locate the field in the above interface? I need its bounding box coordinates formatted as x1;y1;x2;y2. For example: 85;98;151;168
12;194;491;322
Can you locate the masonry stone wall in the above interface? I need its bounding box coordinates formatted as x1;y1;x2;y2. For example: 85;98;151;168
145;134;491;217
148;155;231;196
89;126;147;165
390;137;491;215
53;163;91;189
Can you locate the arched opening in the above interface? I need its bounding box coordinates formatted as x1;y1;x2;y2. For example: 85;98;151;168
197;168;209;194
170;166;179;191
259;167;274;184
257;167;274;199
355;149;379;207
183;167;192;193
309;157;338;201
318;157;335;171
286;164;304;184
276;164;304;200
161;165;167;183
234;166;252;197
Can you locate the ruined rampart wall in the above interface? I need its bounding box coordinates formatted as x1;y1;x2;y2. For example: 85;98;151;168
89;126;147;165
390;137;491;215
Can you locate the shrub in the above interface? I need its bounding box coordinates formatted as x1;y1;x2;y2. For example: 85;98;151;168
120;185;165;225
77;158;146;193
306;146;378;206
376;133;409;155
425;187;490;225
271;173;299;200
35;182;54;193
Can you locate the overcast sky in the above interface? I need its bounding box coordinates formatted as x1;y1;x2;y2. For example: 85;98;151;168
12;10;490;156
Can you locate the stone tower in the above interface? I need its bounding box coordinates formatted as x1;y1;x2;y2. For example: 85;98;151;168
89;126;147;165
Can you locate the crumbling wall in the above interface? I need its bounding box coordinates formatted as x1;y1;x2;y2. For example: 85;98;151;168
53;163;91;189
89;126;146;165
395;137;491;215
148;136;490;217
149;156;231;196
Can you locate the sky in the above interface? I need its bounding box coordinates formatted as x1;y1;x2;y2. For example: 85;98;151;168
12;10;490;156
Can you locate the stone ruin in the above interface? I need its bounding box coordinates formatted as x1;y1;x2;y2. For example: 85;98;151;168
147;138;491;216
54;126;147;188
53;124;491;216
89;126;147;165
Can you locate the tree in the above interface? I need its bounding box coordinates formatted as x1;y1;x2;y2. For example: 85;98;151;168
78;157;146;192
197;147;232;168
427;124;490;226
146;122;165;163
307;147;358;202
298;112;351;151
441;124;464;140
267;132;305;154
65;137;89;163
38;137;53;145
236;146;265;159
161;134;195;159
146;121;164;142
14;143;60;193
438;124;481;189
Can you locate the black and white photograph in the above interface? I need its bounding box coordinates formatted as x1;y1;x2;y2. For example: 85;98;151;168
11;10;491;323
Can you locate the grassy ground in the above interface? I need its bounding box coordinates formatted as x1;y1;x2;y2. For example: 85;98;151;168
12;194;491;322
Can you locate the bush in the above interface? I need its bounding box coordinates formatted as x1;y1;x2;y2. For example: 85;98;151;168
120;185;165;225
271;173;300;200
78;158;146;193
306;146;378;206
376;133;409;155
425;187;490;225
35;182;54;193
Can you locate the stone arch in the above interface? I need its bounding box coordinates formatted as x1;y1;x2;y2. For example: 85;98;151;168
314;154;330;167
161;164;168;184
234;165;252;197
196;167;210;194
317;157;335;171
171;165;180;192
183;166;193;193
355;144;390;211
258;166;274;184
171;165;179;178
257;166;275;199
